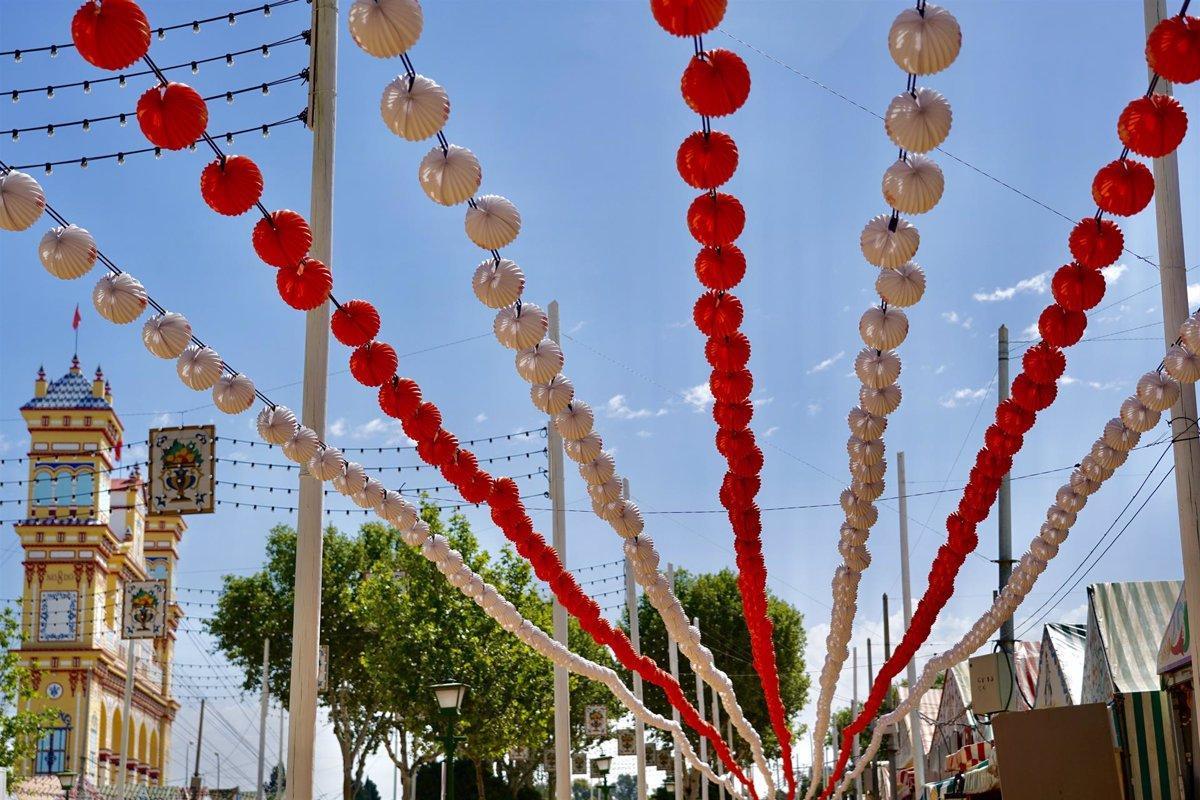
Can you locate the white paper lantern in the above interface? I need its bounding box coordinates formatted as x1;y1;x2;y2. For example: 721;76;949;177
854;347;901;389
554;401;594;441
840;488;872;516
1031;536;1059;562
592;497;621;521
283;426;321;464
885;87;952;153
0;170;45;231
1040;523;1068;546
465;195;521;250
176;345;223;390
379;493;417;528
1165;344;1200;383
1102;418;1141;453
845;503;878;529
309;446;346;481
472;258;524;309
840;542;872;573
258;406;298;445
353;478;386;509
588;477;623;504
860;383;902;417
840;523;869;547
418;144;481;206
39;224;97;280
888;4;962;75
334;462;369;496
1136;370;1181;412
142;312;192;359
1055;485;1087;514
515;340;564;383
380;74;448;141
1119;396;1161;433
1091;441;1127;471
494;302;548;350
564;432;603;464
348;0;422;58
860;214;920;269
882;154;944;215
850;458;887;484
610;501;645;538
859;306;909;350
531;374;574;414
851;478;885;501
92;272;147;324
213;373;255;414
848;406;888;441
847;436;885;466
1179;316;1200;353
1069;469;1100;497
876;262;926;308
1080;455;1114;483
580;451;616;485
1046;506;1076;531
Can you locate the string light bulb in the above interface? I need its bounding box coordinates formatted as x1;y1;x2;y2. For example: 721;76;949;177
225;132;234;144
226;53;234;66
225;91;234;104
191;61;199;74
80;157;88;169
154;147;162;159
192;20;201;32
261;45;270;57
43;163;52;174
10;130;18;141
49;45;58;58
82;119;90;131
157;28;166;40
228;12;236;25
46;124;54;137
13;51;21;62
263;4;271;15
117;153;125;164
119;113;127;127
261;124;269;138
261;83;269;95
10;91;18;103
118;75;126;87
82;81;91;94
46;86;54;98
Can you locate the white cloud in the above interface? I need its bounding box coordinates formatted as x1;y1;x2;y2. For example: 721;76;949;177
764;426;781;437
1189;284;1200;305
474;412;488;423
151;412;177;428
973;272;1050;302
1100;263;1128;284
605;394;666;420
682;383;715;412
942;310;973;329
753;396;774;407
567;320;588;335
329;418;348;437
939;386;989;408
807;351;845;374
636;430;653;439
1058;375;1080;386
807;402;822;416
351;418;391;439
1022;322;1040;339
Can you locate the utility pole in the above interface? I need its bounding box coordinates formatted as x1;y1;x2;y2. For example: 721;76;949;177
1144;0;1200;792
693;616;709;800
997;325;1015;670
548;302;571;800
881;595;896;800
896;453;924;792
117;645;135;790
852;647;861;800
667;566;683;800
622;478;647;800
712;695;724;800
257;639;270;800
392;731;399;800
191;699;206;800
278;705;285;799
866;640;873;799
287;0;336;797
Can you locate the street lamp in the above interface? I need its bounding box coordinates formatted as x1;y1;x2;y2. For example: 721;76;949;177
594;756;612;800
430;682;468;800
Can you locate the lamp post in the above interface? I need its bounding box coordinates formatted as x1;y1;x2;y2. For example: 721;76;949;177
431;683;468;800
216;753;222;792
593;756;612;800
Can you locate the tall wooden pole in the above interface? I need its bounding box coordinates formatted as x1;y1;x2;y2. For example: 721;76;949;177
257;639;271;800
191;699;206;800
667;566;683;800
286;0;336;797
1144;1;1200;791
852;647;861;799
693;616;708;800
548;302;572;800
997;326;1015;670
896;453;923;791
622;478;647;800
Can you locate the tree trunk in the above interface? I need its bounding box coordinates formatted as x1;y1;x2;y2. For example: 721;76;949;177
474;760;487;800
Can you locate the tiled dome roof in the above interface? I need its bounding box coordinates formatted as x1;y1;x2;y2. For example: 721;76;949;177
22;360;112;411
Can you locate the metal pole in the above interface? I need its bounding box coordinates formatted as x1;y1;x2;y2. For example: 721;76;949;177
117;645;135;790
997;325;1015;672
866;641;873;800
392;731;398;800
257;639;270;800
693;616;708;800
896;453;923;791
881;595;896;800
1144;1;1200;791
852;647;861;800
286;0;336;798
547;301;572;800
666;566;683;800
712;695;724;800
444;716;457;800
191;699;206;800
278;705;285;799
623;543;647;800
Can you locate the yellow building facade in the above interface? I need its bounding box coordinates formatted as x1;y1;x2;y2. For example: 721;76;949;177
10;357;184;786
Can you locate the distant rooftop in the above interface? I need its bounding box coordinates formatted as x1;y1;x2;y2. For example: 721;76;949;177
21;357;113;411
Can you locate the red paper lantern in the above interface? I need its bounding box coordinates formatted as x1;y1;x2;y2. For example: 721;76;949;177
1012;373;1058;413
1092;159;1154;217
1022;342;1066;385
976;448;1014;481
1118;94;1189;158
402;402;442;441
424;430;460;466
681;49;751;117
1068;217;1124;269
729;504;761;537
705;332;751;370
506;513;535;538
996;399;1035;436
716;427;756;460
490;477;521;510
253;210;312;268
136;83;208;150
728;446;764;477
461;472;494;504
71;0;150;70
946;513;978;555
957;494;989;525
687;192;746;246
720;472;760;509
984;424;1022;458
695;244;746;290
694;290;744;336
1051;262;1106;312
1038;304;1087;347
710;367;753;402
379;376;421;420
277;257;332;311
349;341;398;387
200;155;263;216
968;465;1002;495
1146;15;1200;85
713;399;753;430
677;131;739;189
331;299;381;347
650;0;727;36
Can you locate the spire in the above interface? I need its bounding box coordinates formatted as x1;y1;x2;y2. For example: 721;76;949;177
34;365;47;398
92;365;106;399
70;354;81;374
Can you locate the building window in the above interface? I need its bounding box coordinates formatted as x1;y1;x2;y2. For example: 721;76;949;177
75;472;94;509
41;416;49;427
54;473;74;506
62;416;71;427
84;416;92;426
35;726;69;774
33;470;53;506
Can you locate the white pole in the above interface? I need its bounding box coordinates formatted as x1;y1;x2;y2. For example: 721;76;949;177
896;453;923;791
392;731;398;800
117;645;135;790
852;648;861;800
621;478;647;800
693;616;708;800
278;704;285;799
712;695;724;800
548;301;572;800
257;639;270;800
286;0;336;798
666;566;683;800
1144;1;1200;792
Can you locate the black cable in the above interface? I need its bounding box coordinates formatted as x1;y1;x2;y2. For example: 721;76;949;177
213;426;547;451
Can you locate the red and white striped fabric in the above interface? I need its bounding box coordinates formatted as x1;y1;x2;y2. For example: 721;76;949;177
944;741;992;773
898;767;914;787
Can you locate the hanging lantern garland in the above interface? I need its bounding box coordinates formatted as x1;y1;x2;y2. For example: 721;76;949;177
804;5;961;794
648;3;792;797
822;10;1199;795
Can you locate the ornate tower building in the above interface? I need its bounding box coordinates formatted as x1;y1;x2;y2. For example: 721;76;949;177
11;358;183;786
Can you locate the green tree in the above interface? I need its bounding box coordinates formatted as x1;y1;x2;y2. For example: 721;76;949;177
0;607;58;772
572;779;592;800
356;777;382;800
264;763;285;799
611;773;636;800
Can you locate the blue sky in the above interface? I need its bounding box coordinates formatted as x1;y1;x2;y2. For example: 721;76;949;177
2;0;1198;794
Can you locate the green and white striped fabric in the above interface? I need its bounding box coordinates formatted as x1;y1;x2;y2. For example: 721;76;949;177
1082;580;1181;703
1116;690;1183;800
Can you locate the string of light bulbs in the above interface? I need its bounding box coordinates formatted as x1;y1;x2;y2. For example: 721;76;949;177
213;447;546;472
216;469;547;496
214;426;546;451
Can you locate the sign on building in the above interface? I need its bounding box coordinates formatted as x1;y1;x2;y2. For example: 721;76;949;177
572;752;587;775
122;580;167;639
655;747;672;771
149;425;216;514
584;705;608;737
617;729;635;756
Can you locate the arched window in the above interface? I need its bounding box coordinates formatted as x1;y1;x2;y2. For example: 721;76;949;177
33;470;53;506
75;471;94;509
54;472;74;506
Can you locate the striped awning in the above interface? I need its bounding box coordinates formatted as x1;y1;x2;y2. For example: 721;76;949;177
1117;691;1183;800
1088;580;1181;695
944;741;991;773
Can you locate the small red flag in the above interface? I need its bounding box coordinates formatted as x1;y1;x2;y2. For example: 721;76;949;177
72;304;81;330
114;438;123;461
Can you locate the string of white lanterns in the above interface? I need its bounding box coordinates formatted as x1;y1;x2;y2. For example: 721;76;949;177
805;4;961;787
349;0;768;781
